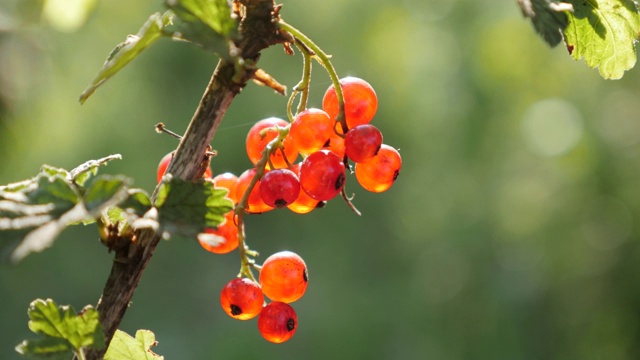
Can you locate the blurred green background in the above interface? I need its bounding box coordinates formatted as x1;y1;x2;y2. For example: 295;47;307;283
2;0;640;358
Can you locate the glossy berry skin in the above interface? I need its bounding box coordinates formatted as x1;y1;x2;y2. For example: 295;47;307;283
299;150;346;201
198;212;239;254
259;251;308;303
236;168;274;213
245;117;298;169
286;163;320;214
290;108;333;155
212;172;238;204
354;144;402;193
220;278;264;320
322;77;378;130
344;124;383;163
259;169;301;208
257;302;298;344
157;152;212;183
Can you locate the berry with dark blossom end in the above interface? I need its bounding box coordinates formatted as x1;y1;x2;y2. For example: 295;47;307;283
354;144;402;193
259;169;301;208
299;150;346;201
257;301;298;343
220;278;264;320
259;251;308;303
344;124;383;163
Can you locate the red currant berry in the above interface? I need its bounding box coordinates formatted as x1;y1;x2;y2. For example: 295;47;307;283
299;150;346;201
354;144;402;193
322;133;346;158
259;169;301;208
257;302;298;344
290;108;333;155
212;172;238;204
286;163;320;214
322;77;378;130
259;251;308;303
220;278;264;320
344;124;383;163
236;168;274;213
157;152;212;183
198;212;239;254
246;117;298;170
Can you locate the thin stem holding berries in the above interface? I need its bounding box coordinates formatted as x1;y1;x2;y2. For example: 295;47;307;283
278;20;347;133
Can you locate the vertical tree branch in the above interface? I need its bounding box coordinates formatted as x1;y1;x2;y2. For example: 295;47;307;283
84;1;288;358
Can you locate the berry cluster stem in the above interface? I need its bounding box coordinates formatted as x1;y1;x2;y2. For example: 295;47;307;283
234;126;290;281
278;21;347;133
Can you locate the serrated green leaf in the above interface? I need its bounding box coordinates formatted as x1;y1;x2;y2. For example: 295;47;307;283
40;165;69;179
69;154;122;187
104;329;164;360
518;0;570;46
84;175;130;213
30;173;79;215
79;12;173;103
166;0;237;55
0;157;133;263
168;0;236;35
17;299;105;359
156;178;233;240
119;189;152;217
564;0;640;79
15;337;72;360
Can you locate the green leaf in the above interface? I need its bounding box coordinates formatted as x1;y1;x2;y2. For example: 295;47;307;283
564;0;640;79
166;0;237;55
16;299;105;359
156;178;233;240
119;189;152;217
15;337;72;360
83;175;131;213
168;0;236;35
0;157;131;263
518;0;570;46
69;154;122;187
104;329;164;360
79;12;173;103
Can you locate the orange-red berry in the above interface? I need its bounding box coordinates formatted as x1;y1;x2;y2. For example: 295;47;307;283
259;251;308;303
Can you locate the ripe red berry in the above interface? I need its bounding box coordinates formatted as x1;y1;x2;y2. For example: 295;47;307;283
289;108;333;155
246;117;298;169
259;251;308;303
299;150;346;201
212;172;238;204
286;163;320;214
259;169;301;208
157;152;212;183
257;302;298;343
354;144;402;193
220;278;264;320
198;211;239;254
344;124;383;163
236;168;274;213
322;77;378;130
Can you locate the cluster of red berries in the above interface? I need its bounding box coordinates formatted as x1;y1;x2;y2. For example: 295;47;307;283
155;76;400;343
239;76;401;214
220;251;307;343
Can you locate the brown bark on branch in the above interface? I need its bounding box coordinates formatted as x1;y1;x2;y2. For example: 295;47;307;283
85;1;287;358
